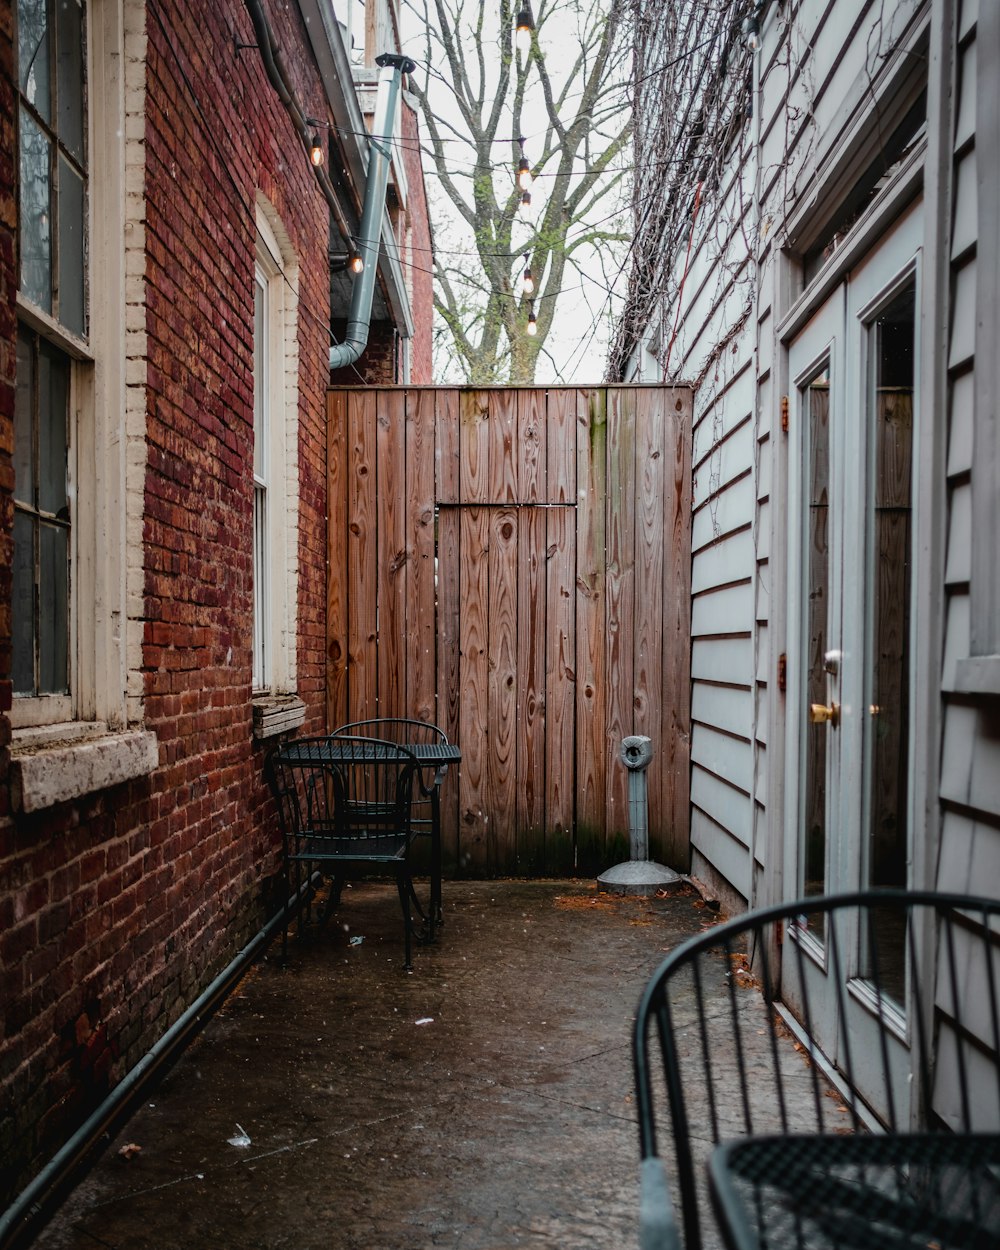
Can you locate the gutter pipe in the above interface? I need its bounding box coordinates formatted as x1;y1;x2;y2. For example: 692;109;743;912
0;876;320;1250
329;52;416;371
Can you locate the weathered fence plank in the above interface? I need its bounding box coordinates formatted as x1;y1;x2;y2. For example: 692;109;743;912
377;390;406;720
662;390;693;867
435;389;462;868
407;389;437;726
348;390;378;722
326;391;348;731
605;388;636;858
459;391;490;869
634;387;665;842
545;389;578;871
517;389;547;870
575;389;608;872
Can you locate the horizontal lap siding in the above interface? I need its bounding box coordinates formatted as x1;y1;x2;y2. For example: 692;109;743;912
664;0;927;908
934;5;1000;1128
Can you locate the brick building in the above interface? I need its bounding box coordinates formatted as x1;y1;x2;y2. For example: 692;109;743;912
0;0;431;1205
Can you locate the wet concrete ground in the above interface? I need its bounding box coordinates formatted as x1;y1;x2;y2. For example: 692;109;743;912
33;881;730;1250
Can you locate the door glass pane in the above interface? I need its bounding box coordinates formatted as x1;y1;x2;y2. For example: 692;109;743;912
863;283;915;1003
12;510;36;694
802;368;831;923
39;519;69;693
57;0;84;161
58;155;85;335
19;109;52;309
18;0;51;120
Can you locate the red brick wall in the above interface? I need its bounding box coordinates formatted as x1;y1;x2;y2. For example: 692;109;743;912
0;0;332;1197
400;96;434;384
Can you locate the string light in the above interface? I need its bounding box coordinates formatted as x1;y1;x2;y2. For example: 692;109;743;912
517;137;532;191
521;253;535;295
519;190;532;215
515;3;534;54
349;251;364;274
526;302;538;336
310;132;324;166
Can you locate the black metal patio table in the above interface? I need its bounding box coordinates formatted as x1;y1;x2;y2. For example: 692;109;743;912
277;735;461;939
708;1131;1000;1250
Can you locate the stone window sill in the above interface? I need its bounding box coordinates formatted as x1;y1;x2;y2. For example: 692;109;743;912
9;725;159;813
252;694;306;740
954;656;1000;698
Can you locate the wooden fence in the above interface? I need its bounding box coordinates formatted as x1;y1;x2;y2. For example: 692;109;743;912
326;386;692;876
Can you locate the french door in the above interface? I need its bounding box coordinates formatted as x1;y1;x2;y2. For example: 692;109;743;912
782;202;922;1117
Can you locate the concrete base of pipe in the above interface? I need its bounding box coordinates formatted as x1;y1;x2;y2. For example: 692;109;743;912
596;860;683;896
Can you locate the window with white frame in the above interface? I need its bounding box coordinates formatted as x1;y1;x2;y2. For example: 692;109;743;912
13;0;85;721
9;0;157;808
251;203;303;736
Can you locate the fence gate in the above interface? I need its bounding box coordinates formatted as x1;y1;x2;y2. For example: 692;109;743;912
327;386;692;876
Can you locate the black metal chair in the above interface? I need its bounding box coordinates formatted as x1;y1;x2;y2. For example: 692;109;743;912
330;718;451;928
267;735;425;969
633;890;1000;1250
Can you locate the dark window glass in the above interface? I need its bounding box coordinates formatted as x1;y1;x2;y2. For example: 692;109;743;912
13;328;71;697
17;0;87;334
19;109;52;310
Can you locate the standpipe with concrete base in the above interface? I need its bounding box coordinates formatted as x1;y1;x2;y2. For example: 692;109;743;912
597;736;683;896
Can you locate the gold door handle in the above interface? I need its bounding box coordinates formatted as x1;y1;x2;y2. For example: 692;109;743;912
810;702;840;728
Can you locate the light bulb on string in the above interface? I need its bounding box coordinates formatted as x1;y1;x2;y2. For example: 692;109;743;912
310;132;324;166
521;254;534;296
515;3;534;54
516;136;532;191
348;251;364;274
518;190;532;216
526;303;538;336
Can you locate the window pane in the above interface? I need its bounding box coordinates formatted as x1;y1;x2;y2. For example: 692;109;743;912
19;109;52;309
39;520;69;693
56;0;84;162
253;484;267;689
253;272;267;480
14;330;34;507
58;155;85;334
12;510;36;694
38;339;68;516
18;0;51;121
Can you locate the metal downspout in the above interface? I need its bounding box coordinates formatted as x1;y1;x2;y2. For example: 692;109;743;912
329;53;415;371
0;876;320;1250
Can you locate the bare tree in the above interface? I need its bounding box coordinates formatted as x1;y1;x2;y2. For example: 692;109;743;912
406;0;632;383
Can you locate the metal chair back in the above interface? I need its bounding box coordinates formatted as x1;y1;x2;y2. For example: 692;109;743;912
633;890;1000;1250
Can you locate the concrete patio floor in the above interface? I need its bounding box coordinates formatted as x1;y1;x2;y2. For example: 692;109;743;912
32;880;729;1250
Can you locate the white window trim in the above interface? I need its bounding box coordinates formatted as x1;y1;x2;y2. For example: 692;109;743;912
252;198;303;738
9;0;156;807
